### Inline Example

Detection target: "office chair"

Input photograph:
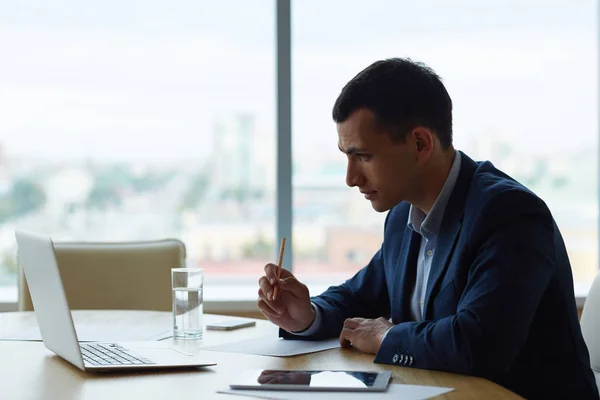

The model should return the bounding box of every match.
[18,239,186,312]
[580,271,600,391]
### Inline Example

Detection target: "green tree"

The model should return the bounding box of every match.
[86,185,121,210]
[1,251,18,275]
[85,165,131,210]
[9,179,46,218]
[180,171,210,210]
[131,171,175,193]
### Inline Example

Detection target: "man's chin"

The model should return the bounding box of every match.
[370,200,392,213]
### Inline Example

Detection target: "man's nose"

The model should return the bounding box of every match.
[346,161,364,187]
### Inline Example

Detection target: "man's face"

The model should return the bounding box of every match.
[337,109,420,212]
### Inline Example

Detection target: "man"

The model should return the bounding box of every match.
[257,58,599,399]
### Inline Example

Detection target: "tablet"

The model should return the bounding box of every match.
[229,369,392,392]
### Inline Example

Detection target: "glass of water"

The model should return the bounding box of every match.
[171,268,204,339]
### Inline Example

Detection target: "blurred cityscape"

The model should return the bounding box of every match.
[0,113,597,295]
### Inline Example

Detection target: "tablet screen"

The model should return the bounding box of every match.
[229,369,391,392]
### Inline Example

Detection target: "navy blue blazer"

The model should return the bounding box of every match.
[281,152,599,399]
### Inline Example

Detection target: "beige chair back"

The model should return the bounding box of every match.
[18,239,186,312]
[581,272,600,391]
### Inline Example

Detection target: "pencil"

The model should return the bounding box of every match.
[272,237,286,301]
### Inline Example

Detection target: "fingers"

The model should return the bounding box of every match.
[257,288,285,315]
[343,318,362,329]
[277,276,309,299]
[339,328,353,348]
[272,284,280,302]
[264,263,278,284]
[264,263,293,285]
[340,318,359,347]
[257,298,280,319]
[258,276,274,301]
[263,263,296,302]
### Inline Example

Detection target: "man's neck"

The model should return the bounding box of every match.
[414,149,456,215]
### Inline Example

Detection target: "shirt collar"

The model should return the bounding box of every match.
[407,151,462,239]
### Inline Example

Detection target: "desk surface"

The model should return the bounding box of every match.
[0,311,521,400]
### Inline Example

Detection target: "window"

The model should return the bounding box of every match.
[292,0,598,291]
[0,1,275,303]
[0,1,597,306]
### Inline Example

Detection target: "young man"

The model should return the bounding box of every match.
[257,58,599,399]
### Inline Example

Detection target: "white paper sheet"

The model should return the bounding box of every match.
[202,337,340,356]
[217,383,454,400]
[0,325,172,342]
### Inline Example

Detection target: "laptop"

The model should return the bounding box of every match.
[15,229,217,372]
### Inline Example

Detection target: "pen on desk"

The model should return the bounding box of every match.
[272,237,286,301]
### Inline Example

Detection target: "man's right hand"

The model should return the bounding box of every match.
[257,263,316,333]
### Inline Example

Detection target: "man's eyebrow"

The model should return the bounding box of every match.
[338,145,367,155]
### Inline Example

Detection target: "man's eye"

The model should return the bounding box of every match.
[356,154,371,161]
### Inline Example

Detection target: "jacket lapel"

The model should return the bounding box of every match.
[422,214,462,318]
[392,226,421,322]
[422,152,478,319]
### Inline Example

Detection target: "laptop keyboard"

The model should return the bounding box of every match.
[81,343,156,366]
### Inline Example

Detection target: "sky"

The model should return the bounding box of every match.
[0,0,597,162]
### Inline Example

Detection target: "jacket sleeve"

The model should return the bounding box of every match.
[280,213,393,341]
[375,190,555,378]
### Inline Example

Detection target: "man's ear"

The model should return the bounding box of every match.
[412,128,433,152]
[416,139,424,151]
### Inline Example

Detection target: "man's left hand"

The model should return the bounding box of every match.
[339,317,394,355]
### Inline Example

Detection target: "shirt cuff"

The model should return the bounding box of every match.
[381,326,393,342]
[289,302,323,336]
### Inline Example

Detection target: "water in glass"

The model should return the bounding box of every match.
[172,286,203,339]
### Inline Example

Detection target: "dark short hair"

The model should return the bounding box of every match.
[332,58,453,149]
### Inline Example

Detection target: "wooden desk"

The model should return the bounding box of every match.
[0,311,521,400]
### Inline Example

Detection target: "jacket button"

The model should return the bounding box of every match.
[392,354,399,364]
